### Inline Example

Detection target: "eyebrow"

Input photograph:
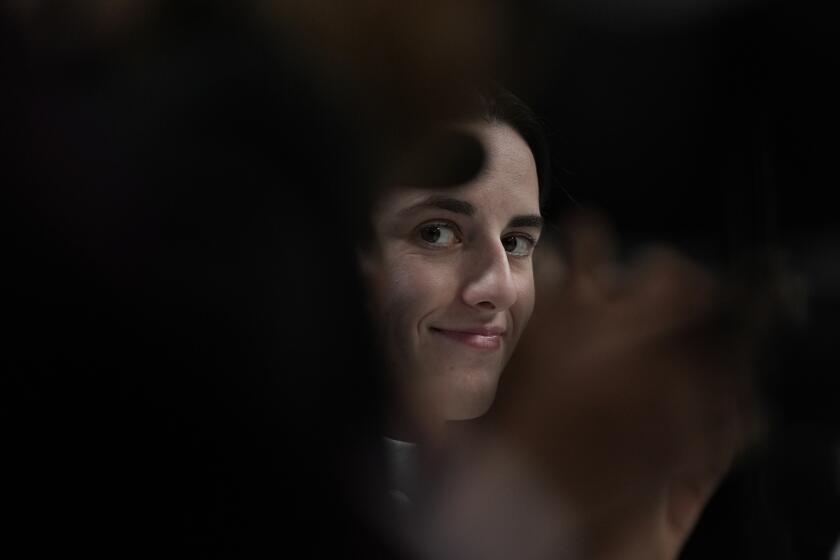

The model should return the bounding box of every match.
[398,195,476,218]
[397,195,543,230]
[508,215,544,230]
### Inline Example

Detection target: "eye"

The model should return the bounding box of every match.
[418,223,461,248]
[502,234,535,257]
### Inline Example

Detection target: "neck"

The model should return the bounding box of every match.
[384,403,444,445]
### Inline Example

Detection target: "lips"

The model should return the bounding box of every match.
[430,326,505,350]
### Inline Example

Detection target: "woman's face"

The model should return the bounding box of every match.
[361,122,542,423]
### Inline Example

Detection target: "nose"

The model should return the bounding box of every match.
[461,241,518,312]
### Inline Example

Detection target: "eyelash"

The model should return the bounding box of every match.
[503,233,538,257]
[414,221,538,256]
[415,221,462,248]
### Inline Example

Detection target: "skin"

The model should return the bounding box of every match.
[360,121,543,435]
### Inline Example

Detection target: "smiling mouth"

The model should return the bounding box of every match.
[430,327,504,350]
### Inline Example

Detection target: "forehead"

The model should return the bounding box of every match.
[376,121,540,217]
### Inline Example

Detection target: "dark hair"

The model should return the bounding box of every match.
[355,84,552,250]
[476,83,552,210]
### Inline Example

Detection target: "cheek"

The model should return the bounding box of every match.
[372,256,456,334]
[511,270,536,333]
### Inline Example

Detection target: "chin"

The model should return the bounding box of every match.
[442,377,500,420]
